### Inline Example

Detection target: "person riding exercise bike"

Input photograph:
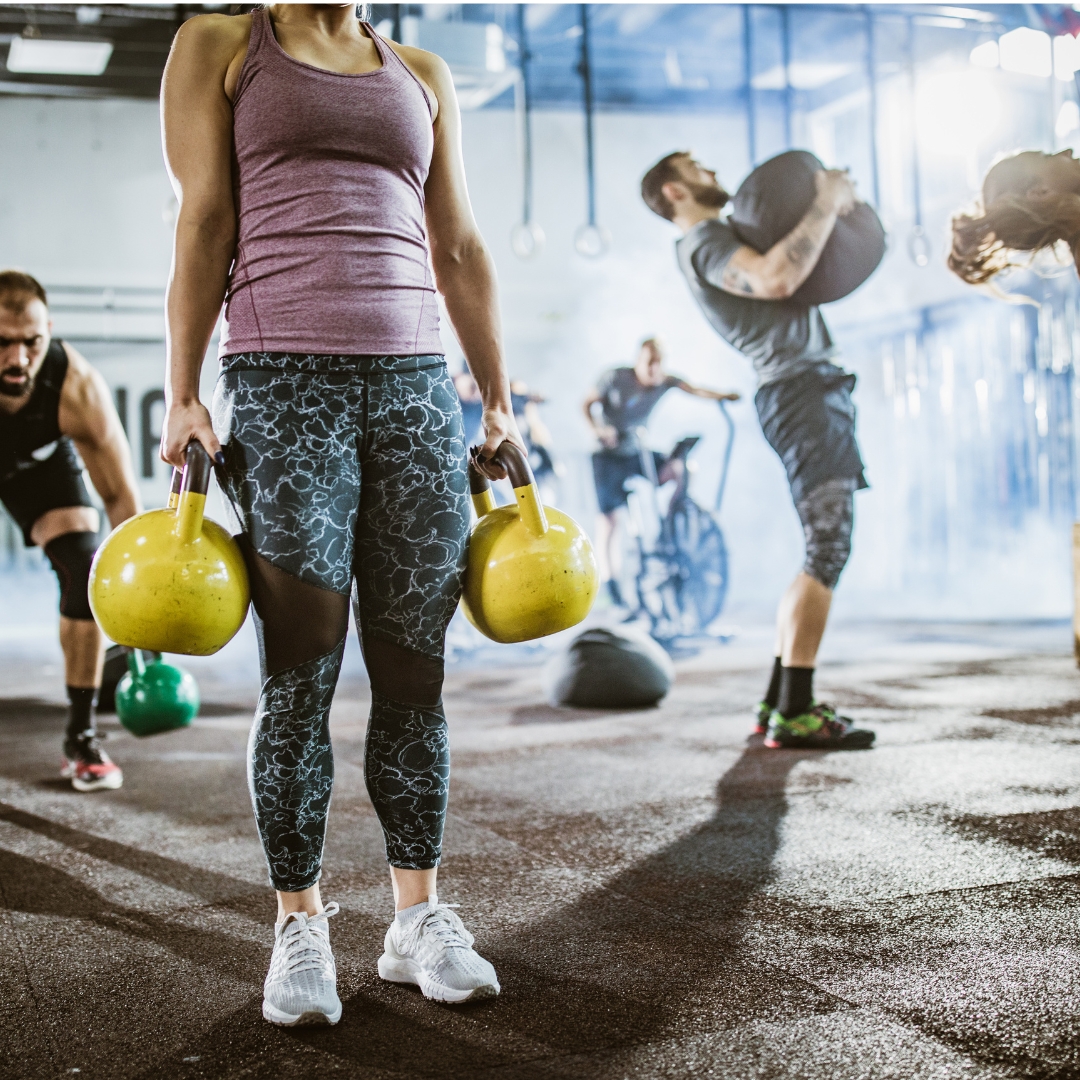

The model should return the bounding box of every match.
[618,398,735,641]
[583,337,738,608]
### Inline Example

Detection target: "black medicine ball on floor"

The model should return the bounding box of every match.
[542,626,674,709]
[729,150,886,306]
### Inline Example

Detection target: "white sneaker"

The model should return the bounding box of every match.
[378,894,500,1004]
[262,903,342,1026]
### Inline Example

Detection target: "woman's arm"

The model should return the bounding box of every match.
[400,46,524,481]
[159,15,249,468]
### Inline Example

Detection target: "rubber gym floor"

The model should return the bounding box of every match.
[2,598,1079,1079]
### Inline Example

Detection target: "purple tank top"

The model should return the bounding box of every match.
[220,10,442,357]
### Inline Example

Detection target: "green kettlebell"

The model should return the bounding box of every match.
[115,649,200,737]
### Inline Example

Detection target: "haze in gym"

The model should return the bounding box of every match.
[2,3,1080,1077]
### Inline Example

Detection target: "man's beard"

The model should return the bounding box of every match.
[0,369,32,399]
[689,181,730,210]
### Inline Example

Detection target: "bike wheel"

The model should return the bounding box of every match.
[665,500,729,634]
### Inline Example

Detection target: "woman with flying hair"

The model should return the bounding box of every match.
[950,149,1080,285]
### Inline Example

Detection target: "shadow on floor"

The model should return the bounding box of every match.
[125,744,845,1079]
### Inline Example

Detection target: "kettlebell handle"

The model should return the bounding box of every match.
[127,647,147,678]
[468,441,533,490]
[182,441,213,497]
[175,441,213,544]
[468,442,548,537]
[167,466,183,509]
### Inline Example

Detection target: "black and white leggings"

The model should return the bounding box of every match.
[213,353,469,892]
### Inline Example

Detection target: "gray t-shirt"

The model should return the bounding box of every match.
[596,367,679,455]
[675,218,837,386]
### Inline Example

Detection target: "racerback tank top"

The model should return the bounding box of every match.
[0,338,70,483]
[220,10,443,358]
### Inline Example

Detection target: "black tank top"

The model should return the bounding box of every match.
[0,338,69,483]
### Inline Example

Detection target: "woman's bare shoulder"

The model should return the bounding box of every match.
[166,13,252,101]
[171,12,252,65]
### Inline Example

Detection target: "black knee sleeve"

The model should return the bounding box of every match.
[796,480,855,591]
[44,532,98,620]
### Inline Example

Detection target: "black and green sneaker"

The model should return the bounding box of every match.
[753,700,772,734]
[764,702,875,750]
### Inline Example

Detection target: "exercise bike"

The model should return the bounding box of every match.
[618,401,735,643]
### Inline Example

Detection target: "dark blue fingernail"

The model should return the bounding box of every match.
[214,451,225,466]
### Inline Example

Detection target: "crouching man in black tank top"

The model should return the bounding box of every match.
[0,271,141,790]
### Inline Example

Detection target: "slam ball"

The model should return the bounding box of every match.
[729,149,885,306]
[543,625,674,709]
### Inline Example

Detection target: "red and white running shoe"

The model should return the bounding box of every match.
[61,731,123,792]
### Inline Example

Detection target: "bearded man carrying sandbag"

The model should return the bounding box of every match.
[641,151,874,750]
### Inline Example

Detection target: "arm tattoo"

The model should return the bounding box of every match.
[785,234,817,267]
[722,263,757,295]
[783,202,833,268]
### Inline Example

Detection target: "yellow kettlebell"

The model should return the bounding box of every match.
[89,442,250,656]
[462,443,597,643]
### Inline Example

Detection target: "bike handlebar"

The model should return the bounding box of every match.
[622,400,736,515]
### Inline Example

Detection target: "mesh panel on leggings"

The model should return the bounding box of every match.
[240,537,350,676]
[361,633,444,708]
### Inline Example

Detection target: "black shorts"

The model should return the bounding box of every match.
[0,438,93,546]
[754,362,868,505]
[592,449,666,514]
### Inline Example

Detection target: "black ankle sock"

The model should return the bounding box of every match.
[66,686,96,741]
[763,656,783,708]
[777,667,814,719]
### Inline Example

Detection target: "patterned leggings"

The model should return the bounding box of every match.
[212,353,470,891]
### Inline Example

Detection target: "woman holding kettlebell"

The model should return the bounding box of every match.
[160,3,523,1024]
[950,149,1080,285]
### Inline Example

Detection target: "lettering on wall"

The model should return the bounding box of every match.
[114,387,128,435]
[140,388,165,479]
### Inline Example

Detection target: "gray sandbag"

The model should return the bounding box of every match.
[542,625,674,708]
[729,149,885,306]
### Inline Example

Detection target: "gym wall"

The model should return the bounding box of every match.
[1,16,1078,620]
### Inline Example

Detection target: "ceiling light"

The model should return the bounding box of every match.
[998,27,1052,78]
[1057,100,1080,138]
[1054,33,1080,80]
[6,37,113,76]
[485,24,505,74]
[752,62,854,90]
[916,70,999,155]
[969,40,999,68]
